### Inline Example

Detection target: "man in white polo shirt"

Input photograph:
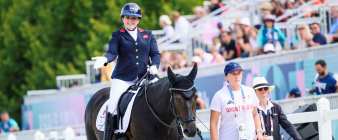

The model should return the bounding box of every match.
[210,62,263,140]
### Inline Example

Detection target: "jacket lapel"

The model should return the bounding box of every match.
[120,28,135,42]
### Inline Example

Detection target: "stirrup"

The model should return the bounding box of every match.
[103,113,118,140]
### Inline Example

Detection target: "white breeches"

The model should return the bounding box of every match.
[108,78,135,133]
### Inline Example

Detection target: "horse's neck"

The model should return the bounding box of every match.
[148,80,175,123]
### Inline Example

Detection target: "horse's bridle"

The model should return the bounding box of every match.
[169,86,196,124]
[143,77,204,140]
[144,81,196,128]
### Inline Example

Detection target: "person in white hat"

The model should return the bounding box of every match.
[252,76,302,140]
[256,14,286,54]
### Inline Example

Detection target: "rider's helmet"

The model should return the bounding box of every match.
[120,3,142,18]
[224,62,243,76]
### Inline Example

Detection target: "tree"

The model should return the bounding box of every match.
[0,0,203,123]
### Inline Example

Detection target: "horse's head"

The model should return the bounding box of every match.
[167,63,198,137]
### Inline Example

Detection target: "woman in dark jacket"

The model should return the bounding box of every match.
[252,76,302,140]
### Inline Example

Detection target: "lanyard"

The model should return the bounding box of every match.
[227,84,245,103]
[258,109,274,136]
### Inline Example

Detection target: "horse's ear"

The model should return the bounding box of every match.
[187,63,198,81]
[167,66,176,84]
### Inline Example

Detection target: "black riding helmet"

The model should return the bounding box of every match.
[120,3,142,18]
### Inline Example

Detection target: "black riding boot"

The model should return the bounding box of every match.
[103,113,118,140]
[115,133,128,140]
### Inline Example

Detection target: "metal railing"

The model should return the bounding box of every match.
[56,74,88,89]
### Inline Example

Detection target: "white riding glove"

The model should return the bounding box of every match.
[92,56,108,69]
[149,65,158,75]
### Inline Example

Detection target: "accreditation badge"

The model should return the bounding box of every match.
[238,123,249,140]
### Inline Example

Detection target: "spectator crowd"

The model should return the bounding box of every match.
[157,0,338,72]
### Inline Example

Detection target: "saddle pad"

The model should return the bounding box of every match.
[95,86,143,131]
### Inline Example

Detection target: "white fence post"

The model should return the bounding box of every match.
[317,97,332,140]
[63,127,75,140]
[49,131,58,140]
[34,131,45,140]
[7,134,16,140]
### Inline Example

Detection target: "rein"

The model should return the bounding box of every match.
[143,74,203,140]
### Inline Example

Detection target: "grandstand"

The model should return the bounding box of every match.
[1,0,338,139]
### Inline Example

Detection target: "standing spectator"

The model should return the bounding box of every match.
[159,15,175,40]
[210,62,264,140]
[309,22,327,45]
[252,77,302,140]
[0,111,19,133]
[219,31,237,60]
[288,87,302,99]
[257,15,286,54]
[171,11,191,43]
[310,59,338,95]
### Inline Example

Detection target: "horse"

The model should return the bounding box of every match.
[85,64,199,140]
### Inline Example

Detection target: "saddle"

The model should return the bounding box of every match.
[116,83,144,122]
[116,75,158,128]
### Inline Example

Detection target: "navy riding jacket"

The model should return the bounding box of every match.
[105,28,160,81]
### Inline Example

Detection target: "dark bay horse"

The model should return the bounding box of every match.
[85,64,199,140]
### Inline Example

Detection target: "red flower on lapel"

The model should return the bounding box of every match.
[143,34,149,39]
[119,28,126,32]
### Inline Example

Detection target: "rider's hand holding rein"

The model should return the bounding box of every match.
[149,65,158,75]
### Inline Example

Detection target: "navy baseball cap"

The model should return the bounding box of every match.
[224,62,243,75]
[289,88,301,97]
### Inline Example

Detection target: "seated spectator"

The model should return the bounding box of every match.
[259,1,274,19]
[248,26,259,55]
[329,6,338,43]
[293,24,317,49]
[172,52,188,69]
[309,59,338,95]
[159,15,175,40]
[235,29,252,58]
[160,51,172,72]
[0,111,19,133]
[271,0,285,17]
[219,31,237,60]
[288,87,302,99]
[208,0,225,13]
[257,15,286,54]
[192,6,207,22]
[171,11,191,43]
[193,48,213,65]
[309,22,327,45]
[209,46,225,64]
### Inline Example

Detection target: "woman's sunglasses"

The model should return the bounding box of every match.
[257,87,269,92]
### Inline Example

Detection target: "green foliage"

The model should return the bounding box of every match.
[0,0,203,124]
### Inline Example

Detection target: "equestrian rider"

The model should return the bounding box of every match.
[92,3,160,140]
